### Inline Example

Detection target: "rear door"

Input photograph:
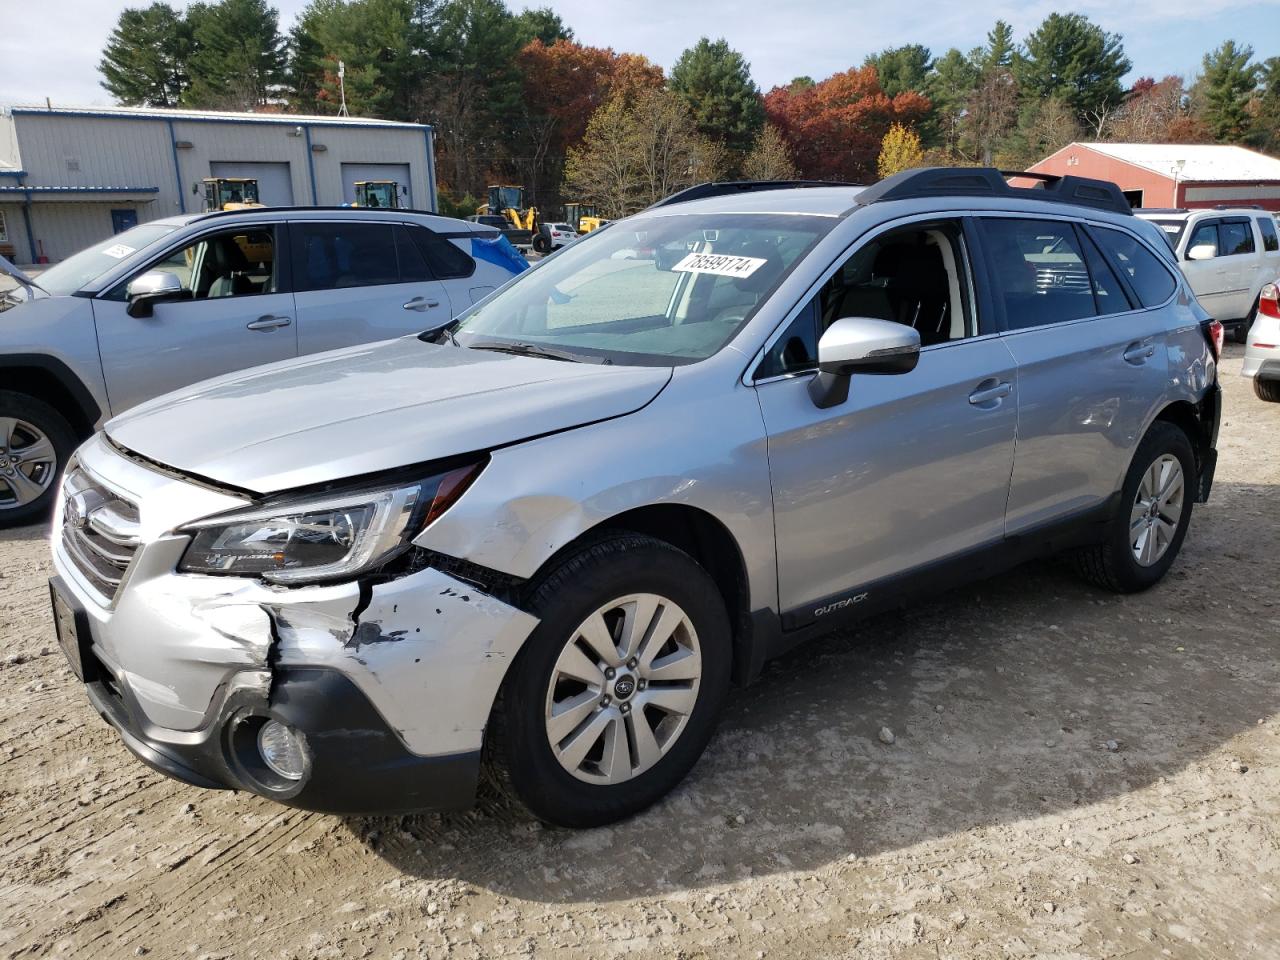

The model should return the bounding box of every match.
[1216,217,1257,319]
[984,216,1175,532]
[92,223,297,414]
[290,220,451,354]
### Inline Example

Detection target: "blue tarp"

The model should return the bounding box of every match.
[471,234,529,275]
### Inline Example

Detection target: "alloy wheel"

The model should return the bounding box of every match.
[1130,453,1184,567]
[544,593,702,785]
[0,417,57,509]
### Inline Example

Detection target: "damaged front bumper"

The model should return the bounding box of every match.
[51,436,539,814]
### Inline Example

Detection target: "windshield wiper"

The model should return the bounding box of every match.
[466,340,610,365]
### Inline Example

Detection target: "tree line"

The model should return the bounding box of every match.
[99,0,1280,216]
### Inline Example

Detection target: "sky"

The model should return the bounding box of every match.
[1,0,1278,107]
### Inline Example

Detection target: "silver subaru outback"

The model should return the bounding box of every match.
[49,169,1222,828]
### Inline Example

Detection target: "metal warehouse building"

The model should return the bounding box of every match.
[0,105,437,264]
[1030,142,1280,211]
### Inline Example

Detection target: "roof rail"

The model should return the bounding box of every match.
[650,179,861,209]
[855,167,1133,216]
[188,204,452,223]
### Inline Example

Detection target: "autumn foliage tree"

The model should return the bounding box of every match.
[565,90,724,217]
[742,123,797,180]
[877,123,925,178]
[763,66,931,181]
[514,39,662,201]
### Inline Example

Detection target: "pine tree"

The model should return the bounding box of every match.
[1014,13,1130,122]
[865,45,933,98]
[1197,41,1260,142]
[99,3,195,107]
[670,37,765,155]
[186,0,287,109]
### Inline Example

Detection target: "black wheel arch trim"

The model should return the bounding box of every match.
[0,353,104,434]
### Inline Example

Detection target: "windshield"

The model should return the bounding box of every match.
[35,223,179,295]
[452,213,834,365]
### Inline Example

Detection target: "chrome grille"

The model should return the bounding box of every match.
[60,465,140,602]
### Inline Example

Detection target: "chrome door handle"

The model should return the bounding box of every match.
[246,314,292,331]
[403,297,440,312]
[1123,341,1155,363]
[968,380,1012,406]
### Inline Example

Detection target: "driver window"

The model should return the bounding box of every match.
[757,219,975,379]
[145,227,278,301]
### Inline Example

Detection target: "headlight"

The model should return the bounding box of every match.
[178,462,483,584]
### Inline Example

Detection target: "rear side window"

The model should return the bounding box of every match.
[1091,227,1177,308]
[980,218,1096,328]
[294,222,399,291]
[409,227,475,280]
[1219,220,1254,256]
[1256,216,1278,253]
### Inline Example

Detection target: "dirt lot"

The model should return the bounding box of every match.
[2,346,1278,960]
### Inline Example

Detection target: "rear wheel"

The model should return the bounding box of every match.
[0,391,75,529]
[1235,299,1258,343]
[487,534,732,827]
[1074,421,1195,593]
[1255,378,1280,403]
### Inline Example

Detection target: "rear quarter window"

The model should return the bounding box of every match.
[1091,227,1177,308]
[410,227,475,280]
[1258,217,1279,253]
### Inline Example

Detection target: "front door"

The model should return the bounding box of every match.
[980,216,1173,532]
[756,217,1018,624]
[290,220,451,354]
[92,223,297,414]
[110,209,138,234]
[1181,218,1232,319]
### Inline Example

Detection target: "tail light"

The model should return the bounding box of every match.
[1206,319,1224,360]
[1259,282,1280,320]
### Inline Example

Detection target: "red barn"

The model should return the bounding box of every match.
[1030,142,1280,211]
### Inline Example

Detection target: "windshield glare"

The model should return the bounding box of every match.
[34,223,179,296]
[453,213,833,365]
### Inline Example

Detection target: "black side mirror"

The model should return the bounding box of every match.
[125,271,183,318]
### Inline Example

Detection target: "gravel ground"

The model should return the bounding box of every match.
[1,346,1278,960]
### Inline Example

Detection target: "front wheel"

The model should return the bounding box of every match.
[487,534,732,827]
[532,235,551,255]
[1073,421,1195,593]
[0,391,76,529]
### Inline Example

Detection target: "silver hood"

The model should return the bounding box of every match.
[106,338,671,493]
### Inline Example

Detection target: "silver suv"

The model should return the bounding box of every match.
[0,208,526,527]
[48,170,1222,827]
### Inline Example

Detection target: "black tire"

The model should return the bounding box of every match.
[0,391,76,529]
[1073,421,1195,594]
[532,234,551,255]
[486,533,732,828]
[1255,378,1280,403]
[1235,298,1257,344]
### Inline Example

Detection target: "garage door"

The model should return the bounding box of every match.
[341,163,412,208]
[209,162,294,207]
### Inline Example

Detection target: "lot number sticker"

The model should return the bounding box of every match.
[672,252,766,279]
[102,244,136,259]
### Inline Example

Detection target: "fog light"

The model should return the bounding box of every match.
[257,720,307,780]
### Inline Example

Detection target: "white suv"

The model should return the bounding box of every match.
[1137,207,1280,341]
